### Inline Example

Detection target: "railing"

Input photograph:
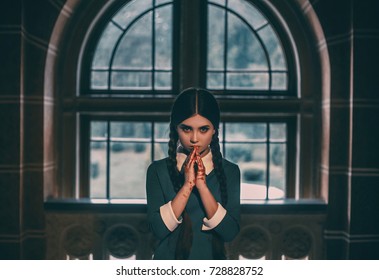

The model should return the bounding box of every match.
[45,200,326,260]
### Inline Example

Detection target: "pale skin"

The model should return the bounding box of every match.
[171,114,219,220]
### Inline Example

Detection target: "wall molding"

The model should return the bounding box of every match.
[324,230,379,243]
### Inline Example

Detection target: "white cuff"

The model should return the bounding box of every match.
[160,201,182,231]
[202,203,227,231]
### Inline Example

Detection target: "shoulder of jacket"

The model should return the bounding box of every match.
[222,158,239,169]
[148,157,169,171]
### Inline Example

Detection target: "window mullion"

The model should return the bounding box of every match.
[151,121,155,162]
[152,0,156,90]
[222,122,226,156]
[179,0,206,89]
[106,121,111,199]
[223,0,228,89]
[266,122,270,200]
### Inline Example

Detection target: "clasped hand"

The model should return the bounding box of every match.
[183,146,207,189]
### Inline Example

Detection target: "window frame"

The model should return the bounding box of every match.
[56,0,320,202]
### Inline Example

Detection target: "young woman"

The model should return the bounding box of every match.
[146,87,240,260]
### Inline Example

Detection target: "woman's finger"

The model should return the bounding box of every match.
[196,155,205,174]
[184,147,195,167]
[184,149,197,173]
[189,147,197,163]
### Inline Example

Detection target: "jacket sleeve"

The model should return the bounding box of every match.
[211,163,241,242]
[146,162,174,240]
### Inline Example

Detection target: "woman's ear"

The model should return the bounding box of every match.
[213,129,216,135]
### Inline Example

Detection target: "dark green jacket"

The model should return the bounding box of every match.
[146,157,240,259]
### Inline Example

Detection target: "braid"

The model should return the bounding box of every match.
[167,126,180,192]
[209,130,228,259]
[210,130,228,206]
[167,124,193,260]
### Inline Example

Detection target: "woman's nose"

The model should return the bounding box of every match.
[190,132,198,144]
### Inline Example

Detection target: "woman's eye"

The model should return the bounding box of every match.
[181,127,191,132]
[200,127,209,133]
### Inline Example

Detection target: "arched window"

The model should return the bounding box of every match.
[89,0,174,91]
[207,0,289,92]
[69,0,314,203]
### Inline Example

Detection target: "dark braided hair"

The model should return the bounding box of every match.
[168,87,228,259]
[210,129,228,259]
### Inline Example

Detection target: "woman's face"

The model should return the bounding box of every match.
[177,114,215,156]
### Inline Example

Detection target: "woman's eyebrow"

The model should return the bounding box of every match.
[179,124,191,128]
[179,124,210,129]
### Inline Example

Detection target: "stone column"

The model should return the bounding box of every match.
[0,0,24,260]
[347,0,379,259]
[319,0,379,259]
[0,0,62,259]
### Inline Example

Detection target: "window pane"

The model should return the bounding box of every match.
[208,5,225,70]
[227,13,267,71]
[207,72,224,89]
[226,72,269,90]
[92,23,123,68]
[226,143,267,200]
[269,143,286,199]
[271,73,287,90]
[228,0,267,30]
[154,122,169,140]
[91,121,108,139]
[112,0,152,30]
[225,143,266,168]
[110,142,150,199]
[111,71,152,89]
[155,5,172,69]
[269,123,287,199]
[225,123,266,141]
[258,25,287,71]
[270,123,287,141]
[154,122,169,160]
[90,141,107,198]
[154,72,171,89]
[113,12,152,69]
[91,71,108,90]
[154,143,167,160]
[218,124,224,142]
[110,122,151,139]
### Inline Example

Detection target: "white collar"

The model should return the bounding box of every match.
[176,150,214,175]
